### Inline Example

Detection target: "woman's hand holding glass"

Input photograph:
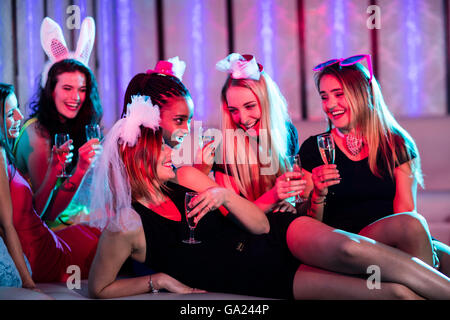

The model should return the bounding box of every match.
[53,134,73,178]
[311,164,340,198]
[272,171,306,202]
[186,187,228,224]
[76,139,103,173]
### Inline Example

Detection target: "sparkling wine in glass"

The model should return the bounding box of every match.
[85,124,101,141]
[317,133,335,165]
[286,155,304,203]
[182,192,201,244]
[54,133,71,178]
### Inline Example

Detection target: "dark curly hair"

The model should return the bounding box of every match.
[29,59,102,169]
[121,72,190,117]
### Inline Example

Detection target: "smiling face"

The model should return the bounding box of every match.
[156,143,175,181]
[52,71,87,121]
[3,93,24,139]
[160,96,194,147]
[225,86,262,136]
[319,74,354,133]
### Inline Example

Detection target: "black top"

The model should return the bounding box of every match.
[300,133,412,233]
[132,181,300,299]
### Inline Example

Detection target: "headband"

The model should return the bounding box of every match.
[40,16,96,87]
[146,56,186,81]
[216,53,263,80]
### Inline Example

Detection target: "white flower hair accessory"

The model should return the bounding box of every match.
[216,53,263,80]
[40,16,96,87]
[120,95,161,147]
[146,56,186,81]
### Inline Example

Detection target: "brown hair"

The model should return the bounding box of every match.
[119,126,167,202]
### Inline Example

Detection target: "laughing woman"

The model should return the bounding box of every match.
[299,54,449,275]
[0,83,100,285]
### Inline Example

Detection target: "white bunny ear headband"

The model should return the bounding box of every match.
[216,53,263,80]
[40,16,96,87]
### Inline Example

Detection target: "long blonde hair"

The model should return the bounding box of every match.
[219,72,294,200]
[315,63,424,187]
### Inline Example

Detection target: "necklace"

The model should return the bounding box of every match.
[334,128,363,156]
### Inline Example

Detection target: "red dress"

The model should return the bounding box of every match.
[9,167,100,282]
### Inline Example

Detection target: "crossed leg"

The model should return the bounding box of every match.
[286,216,450,299]
[293,265,423,300]
[358,212,434,266]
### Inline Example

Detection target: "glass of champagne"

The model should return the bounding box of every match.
[54,133,71,178]
[317,133,335,165]
[201,127,214,147]
[182,192,201,244]
[286,155,303,203]
[85,124,101,141]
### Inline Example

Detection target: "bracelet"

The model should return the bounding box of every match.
[149,275,159,293]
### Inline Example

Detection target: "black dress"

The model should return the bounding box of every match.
[132,181,300,299]
[300,133,412,234]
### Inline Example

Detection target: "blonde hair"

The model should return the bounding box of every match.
[219,72,294,200]
[315,63,424,187]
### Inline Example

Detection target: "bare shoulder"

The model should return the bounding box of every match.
[15,121,51,174]
[176,166,218,191]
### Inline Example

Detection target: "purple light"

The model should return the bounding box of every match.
[332,0,345,57]
[260,0,274,78]
[117,0,132,114]
[405,0,421,115]
[191,0,205,118]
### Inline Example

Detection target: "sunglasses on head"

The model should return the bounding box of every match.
[313,54,373,82]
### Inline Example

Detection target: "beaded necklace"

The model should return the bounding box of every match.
[334,128,364,156]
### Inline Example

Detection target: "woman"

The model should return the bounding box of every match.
[13,59,102,228]
[120,56,193,149]
[0,83,100,285]
[299,54,447,273]
[14,17,102,228]
[86,92,450,299]
[193,53,302,214]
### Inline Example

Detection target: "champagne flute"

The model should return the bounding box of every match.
[182,192,202,244]
[54,133,71,178]
[317,133,337,195]
[317,133,335,165]
[286,155,303,203]
[201,127,214,147]
[85,124,101,141]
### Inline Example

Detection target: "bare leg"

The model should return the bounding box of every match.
[358,212,434,266]
[293,265,423,300]
[286,216,450,299]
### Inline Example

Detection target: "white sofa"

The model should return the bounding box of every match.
[294,116,450,245]
[0,280,269,300]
